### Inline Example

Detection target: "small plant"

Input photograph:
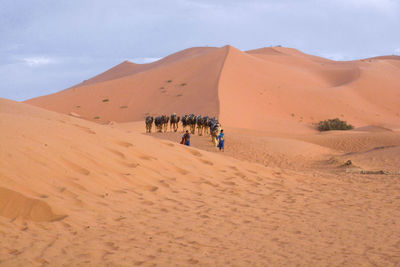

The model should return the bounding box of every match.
[317,118,353,131]
[180,83,187,86]
[176,94,183,97]
[76,105,81,108]
[102,99,109,102]
[167,80,172,83]
[93,116,100,120]
[120,106,128,109]
[291,113,295,117]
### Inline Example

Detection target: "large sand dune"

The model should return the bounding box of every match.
[2,99,400,265]
[26,45,400,132]
[4,45,400,265]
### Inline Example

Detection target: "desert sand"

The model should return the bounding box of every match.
[26,45,400,132]
[2,45,400,266]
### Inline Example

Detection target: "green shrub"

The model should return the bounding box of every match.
[317,118,353,131]
[167,80,172,83]
[102,99,109,102]
[93,116,100,120]
[180,83,187,86]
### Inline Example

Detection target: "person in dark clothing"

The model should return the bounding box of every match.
[181,130,191,146]
[217,129,224,151]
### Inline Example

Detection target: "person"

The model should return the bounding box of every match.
[181,130,191,146]
[217,129,224,151]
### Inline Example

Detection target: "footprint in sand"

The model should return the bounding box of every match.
[115,140,133,147]
[163,142,175,147]
[175,166,190,175]
[188,259,199,264]
[120,161,140,168]
[158,180,170,188]
[222,181,237,186]
[106,148,126,158]
[62,158,90,175]
[73,124,96,134]
[198,158,214,165]
[234,172,246,179]
[229,165,239,171]
[141,185,158,192]
[137,152,157,161]
[187,149,202,157]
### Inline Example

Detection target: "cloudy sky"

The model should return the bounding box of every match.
[1,0,399,101]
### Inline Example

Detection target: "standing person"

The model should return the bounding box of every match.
[217,129,224,151]
[181,130,191,146]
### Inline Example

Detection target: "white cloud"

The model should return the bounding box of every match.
[395,48,400,54]
[23,56,55,66]
[335,0,398,12]
[130,57,161,64]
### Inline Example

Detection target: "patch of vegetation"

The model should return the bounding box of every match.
[317,118,353,131]
[180,83,187,86]
[120,106,128,109]
[167,80,172,83]
[176,94,183,97]
[93,116,100,120]
[291,113,295,117]
[102,99,109,102]
[76,105,81,108]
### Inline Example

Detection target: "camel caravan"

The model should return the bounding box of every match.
[145,113,222,146]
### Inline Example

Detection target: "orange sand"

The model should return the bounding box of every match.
[1,98,400,265]
[26,45,400,132]
[2,45,400,265]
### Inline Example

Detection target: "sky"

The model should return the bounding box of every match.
[1,0,399,101]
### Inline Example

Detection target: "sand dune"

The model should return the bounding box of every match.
[2,98,400,265]
[76,47,218,88]
[25,45,400,133]
[26,46,227,123]
[5,44,400,265]
[219,46,400,131]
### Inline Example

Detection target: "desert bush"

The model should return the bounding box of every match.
[317,118,353,131]
[102,99,109,102]
[93,116,100,120]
